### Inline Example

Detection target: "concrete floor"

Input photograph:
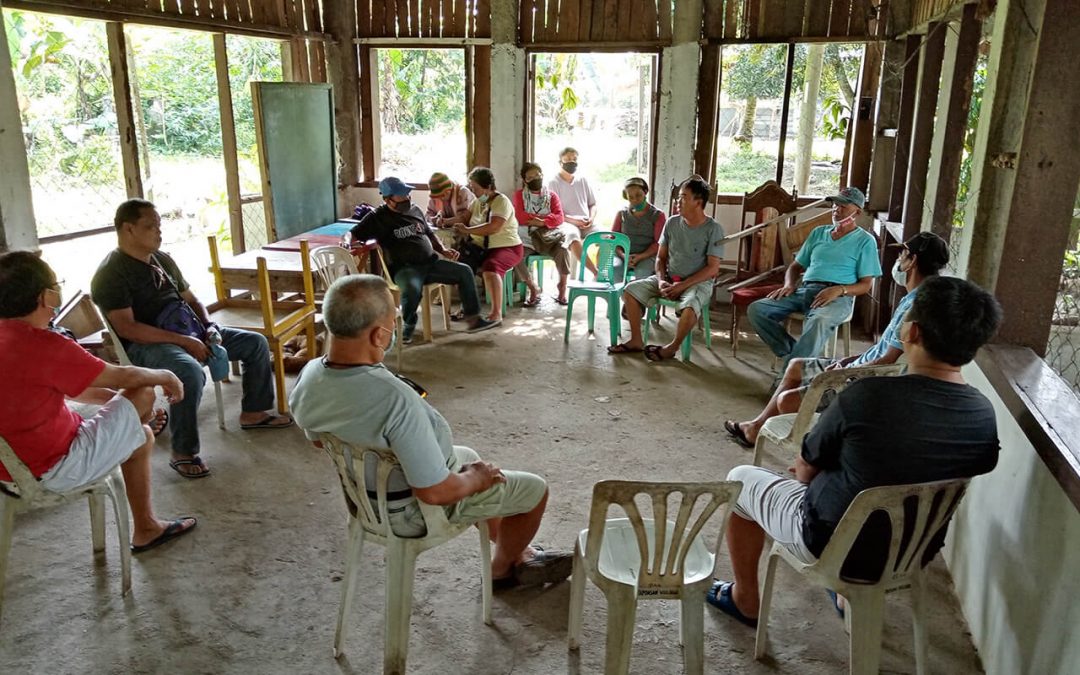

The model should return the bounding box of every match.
[0,300,985,674]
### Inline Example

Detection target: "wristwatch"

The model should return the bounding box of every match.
[840,286,847,296]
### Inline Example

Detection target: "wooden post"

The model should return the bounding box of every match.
[774,43,796,186]
[888,35,919,222]
[992,0,1080,354]
[867,38,904,212]
[324,0,362,187]
[106,23,143,199]
[473,45,492,168]
[901,22,945,239]
[693,43,722,182]
[928,4,981,242]
[845,41,883,195]
[358,46,377,181]
[214,34,244,254]
[465,46,475,169]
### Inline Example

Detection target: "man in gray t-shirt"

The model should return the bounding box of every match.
[609,177,724,362]
[290,274,573,589]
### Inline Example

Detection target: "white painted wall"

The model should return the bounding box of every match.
[0,0,38,251]
[946,363,1080,675]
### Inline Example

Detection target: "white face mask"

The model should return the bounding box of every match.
[891,258,908,286]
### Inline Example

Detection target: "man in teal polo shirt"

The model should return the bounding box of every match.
[747,187,881,369]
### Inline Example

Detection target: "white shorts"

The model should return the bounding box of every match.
[727,465,817,564]
[40,396,146,492]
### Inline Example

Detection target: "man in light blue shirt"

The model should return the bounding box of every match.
[747,187,881,370]
[726,232,949,448]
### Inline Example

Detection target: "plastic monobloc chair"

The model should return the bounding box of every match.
[643,296,713,363]
[0,435,132,625]
[319,433,493,673]
[752,364,905,466]
[517,254,555,300]
[568,479,743,675]
[563,232,631,347]
[755,478,971,675]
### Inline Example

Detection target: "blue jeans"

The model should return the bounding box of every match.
[127,327,274,457]
[747,283,855,369]
[392,259,481,329]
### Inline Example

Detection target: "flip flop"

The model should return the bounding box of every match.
[523,297,542,308]
[555,297,569,306]
[607,343,644,355]
[131,516,197,554]
[643,344,669,362]
[151,409,169,437]
[706,580,758,628]
[724,420,755,449]
[449,310,468,322]
[169,457,211,479]
[240,415,294,430]
[826,589,845,619]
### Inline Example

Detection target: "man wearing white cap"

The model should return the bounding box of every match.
[747,186,881,370]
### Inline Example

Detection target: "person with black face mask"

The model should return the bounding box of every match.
[548,147,599,279]
[350,177,498,343]
[511,162,573,305]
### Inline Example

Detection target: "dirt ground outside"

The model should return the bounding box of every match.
[0,299,984,674]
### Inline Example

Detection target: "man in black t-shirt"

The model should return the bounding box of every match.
[706,276,1003,629]
[351,177,496,343]
[92,200,293,479]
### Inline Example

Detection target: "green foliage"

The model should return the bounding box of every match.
[714,148,778,193]
[819,92,850,141]
[724,44,805,101]
[378,48,465,135]
[954,55,988,230]
[534,53,581,133]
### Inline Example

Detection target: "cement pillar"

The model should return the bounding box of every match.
[0,0,38,252]
[957,0,1047,285]
[654,0,703,204]
[489,0,524,190]
[992,0,1080,353]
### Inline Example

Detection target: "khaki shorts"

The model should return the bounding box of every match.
[624,275,713,318]
[389,446,547,538]
[40,396,146,492]
[727,465,816,564]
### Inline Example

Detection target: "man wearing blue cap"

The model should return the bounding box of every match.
[747,186,881,370]
[350,177,497,343]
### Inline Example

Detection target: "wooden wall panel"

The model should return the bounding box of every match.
[522,0,671,44]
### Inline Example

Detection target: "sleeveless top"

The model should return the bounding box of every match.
[619,204,662,255]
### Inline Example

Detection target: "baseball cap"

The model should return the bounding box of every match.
[378,177,414,198]
[825,186,866,209]
[624,176,649,193]
[890,231,950,267]
[428,172,453,197]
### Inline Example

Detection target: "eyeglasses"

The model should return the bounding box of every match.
[48,279,64,292]
[150,264,167,290]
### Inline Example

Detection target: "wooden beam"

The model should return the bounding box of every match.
[106,23,144,199]
[693,43,722,181]
[927,4,980,241]
[845,41,883,194]
[901,22,945,238]
[775,43,796,186]
[473,45,492,168]
[358,46,377,181]
[993,0,1080,354]
[888,34,919,221]
[214,33,245,253]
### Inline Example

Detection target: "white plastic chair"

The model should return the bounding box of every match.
[371,247,452,346]
[752,364,906,466]
[102,317,226,431]
[771,306,855,370]
[567,480,743,675]
[319,433,492,672]
[755,478,970,675]
[0,435,132,624]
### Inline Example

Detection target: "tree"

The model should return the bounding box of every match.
[724,44,804,146]
[378,48,465,135]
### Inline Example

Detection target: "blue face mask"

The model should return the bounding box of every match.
[478,194,489,204]
[381,325,396,354]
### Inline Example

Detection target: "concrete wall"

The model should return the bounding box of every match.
[0,0,38,251]
[947,363,1080,675]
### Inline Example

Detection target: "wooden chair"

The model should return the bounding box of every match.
[755,478,971,675]
[568,480,743,675]
[752,364,906,467]
[207,235,318,415]
[727,181,798,356]
[0,435,132,625]
[318,434,492,670]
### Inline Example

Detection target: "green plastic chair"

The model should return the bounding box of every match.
[483,268,515,316]
[643,294,713,363]
[517,254,554,301]
[563,232,631,346]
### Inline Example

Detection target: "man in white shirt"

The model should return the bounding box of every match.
[547,146,598,278]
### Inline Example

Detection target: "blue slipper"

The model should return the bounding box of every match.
[706,580,758,628]
[826,589,845,619]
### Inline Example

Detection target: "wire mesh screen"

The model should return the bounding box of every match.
[1046,246,1080,398]
[241,197,269,250]
[5,11,128,237]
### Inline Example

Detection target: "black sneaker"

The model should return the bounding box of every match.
[402,324,416,344]
[466,317,500,333]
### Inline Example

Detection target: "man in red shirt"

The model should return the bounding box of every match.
[0,251,196,553]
